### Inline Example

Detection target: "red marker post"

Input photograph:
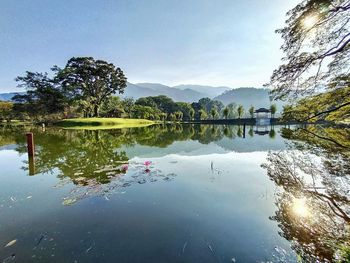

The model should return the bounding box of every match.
[26,133,35,175]
[26,133,35,156]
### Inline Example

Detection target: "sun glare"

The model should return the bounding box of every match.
[302,15,319,29]
[292,198,310,218]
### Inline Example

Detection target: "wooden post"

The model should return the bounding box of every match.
[26,133,35,175]
[28,155,35,176]
[26,133,34,156]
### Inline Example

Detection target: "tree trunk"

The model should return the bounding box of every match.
[93,105,99,117]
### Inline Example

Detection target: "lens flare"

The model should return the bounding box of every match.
[302,15,319,29]
[292,198,309,218]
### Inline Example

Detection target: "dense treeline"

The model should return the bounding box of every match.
[0,56,255,123]
[0,93,251,122]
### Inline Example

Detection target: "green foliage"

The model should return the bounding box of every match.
[57,57,127,117]
[267,0,350,100]
[136,95,177,115]
[198,109,207,120]
[249,106,255,118]
[57,117,153,129]
[135,95,195,121]
[227,103,238,118]
[248,126,254,137]
[131,105,162,120]
[13,71,67,120]
[169,113,176,121]
[175,102,194,121]
[0,101,14,121]
[237,105,244,119]
[270,104,277,118]
[189,108,195,120]
[122,97,135,118]
[336,244,350,263]
[210,108,218,119]
[135,97,158,109]
[174,111,183,121]
[269,128,276,139]
[199,97,224,113]
[223,107,229,119]
[9,56,270,122]
[100,96,124,118]
[281,84,350,123]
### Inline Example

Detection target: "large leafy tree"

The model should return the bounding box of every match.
[13,71,67,119]
[198,97,224,113]
[58,57,127,117]
[267,0,350,101]
[135,95,178,117]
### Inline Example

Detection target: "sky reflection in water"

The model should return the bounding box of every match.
[0,124,348,262]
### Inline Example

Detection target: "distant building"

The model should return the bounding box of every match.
[255,108,271,125]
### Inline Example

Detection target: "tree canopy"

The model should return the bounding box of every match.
[57,57,127,117]
[13,71,67,120]
[267,0,350,100]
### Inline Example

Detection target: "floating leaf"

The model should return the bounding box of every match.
[62,198,77,206]
[4,239,17,248]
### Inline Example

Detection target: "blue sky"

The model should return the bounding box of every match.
[0,0,299,92]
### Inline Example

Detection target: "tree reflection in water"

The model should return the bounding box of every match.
[263,126,350,262]
[1,124,250,205]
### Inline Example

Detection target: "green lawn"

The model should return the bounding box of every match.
[56,118,154,129]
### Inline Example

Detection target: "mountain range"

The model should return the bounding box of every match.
[0,83,284,111]
[213,87,285,110]
[122,82,228,102]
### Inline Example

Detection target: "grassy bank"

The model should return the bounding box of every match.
[56,118,154,129]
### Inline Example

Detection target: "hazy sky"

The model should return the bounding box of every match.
[0,0,299,92]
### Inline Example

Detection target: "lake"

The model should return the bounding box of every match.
[0,124,349,262]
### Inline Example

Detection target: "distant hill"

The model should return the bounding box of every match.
[0,86,285,112]
[214,87,286,112]
[121,83,210,102]
[0,92,24,101]
[172,84,229,98]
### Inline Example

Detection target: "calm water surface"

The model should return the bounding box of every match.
[0,124,349,262]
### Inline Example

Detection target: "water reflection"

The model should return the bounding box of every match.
[1,124,349,262]
[0,123,280,176]
[263,125,350,262]
[0,124,279,205]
